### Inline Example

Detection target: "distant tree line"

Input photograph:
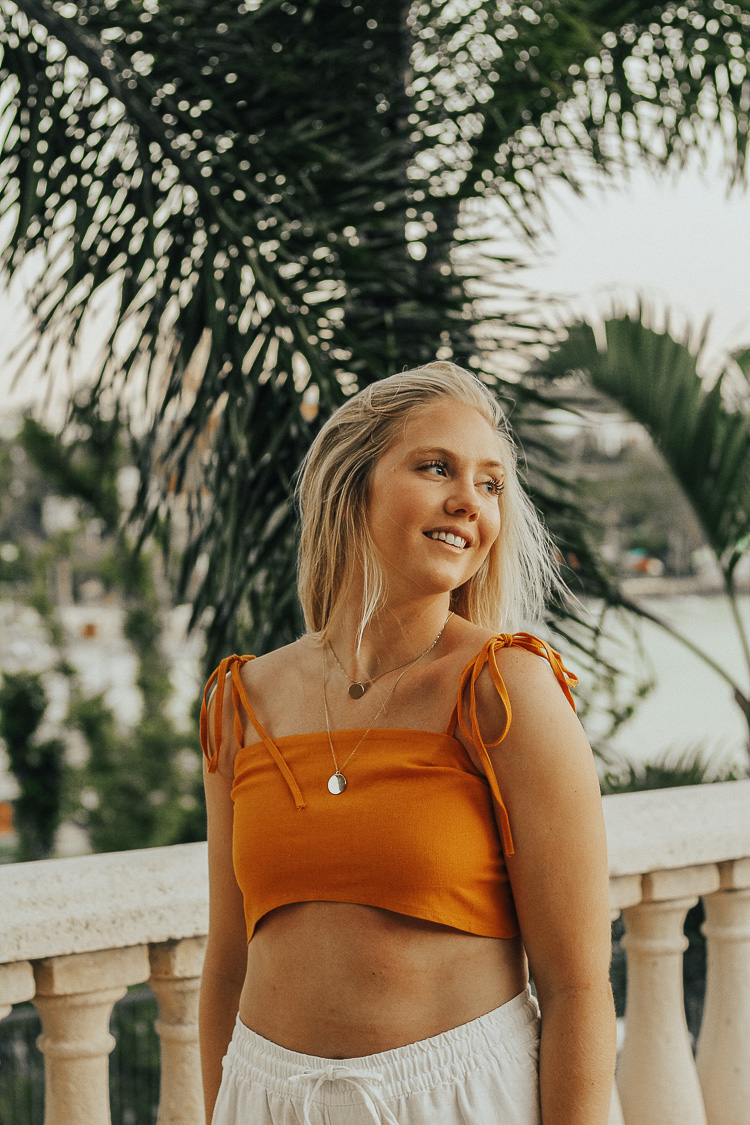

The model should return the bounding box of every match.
[0,409,204,860]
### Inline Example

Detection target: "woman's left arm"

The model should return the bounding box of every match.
[483,647,616,1125]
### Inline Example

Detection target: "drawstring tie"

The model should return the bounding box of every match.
[288,1064,399,1125]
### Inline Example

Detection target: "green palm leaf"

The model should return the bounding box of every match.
[1,0,748,666]
[538,309,750,740]
[540,313,750,567]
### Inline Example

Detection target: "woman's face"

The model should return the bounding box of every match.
[366,399,505,602]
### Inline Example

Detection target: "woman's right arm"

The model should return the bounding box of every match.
[199,683,249,1124]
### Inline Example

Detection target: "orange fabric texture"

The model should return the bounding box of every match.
[200,633,577,942]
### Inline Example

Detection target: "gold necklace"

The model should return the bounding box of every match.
[327,611,453,699]
[322,611,453,794]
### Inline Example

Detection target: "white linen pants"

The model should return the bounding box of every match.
[211,985,541,1125]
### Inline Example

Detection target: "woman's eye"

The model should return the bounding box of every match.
[420,459,448,476]
[484,478,505,496]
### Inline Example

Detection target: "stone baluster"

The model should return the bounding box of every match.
[33,945,150,1125]
[617,863,719,1125]
[696,857,750,1125]
[0,961,35,1020]
[149,936,208,1125]
[608,874,641,1125]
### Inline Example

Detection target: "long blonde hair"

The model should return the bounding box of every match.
[296,362,560,639]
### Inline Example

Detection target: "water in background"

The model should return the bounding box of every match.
[584,593,750,776]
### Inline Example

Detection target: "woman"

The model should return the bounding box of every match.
[199,361,615,1125]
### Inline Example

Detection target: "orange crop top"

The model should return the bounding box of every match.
[200,632,577,943]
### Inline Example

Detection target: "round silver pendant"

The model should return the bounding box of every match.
[327,772,347,795]
[348,682,366,699]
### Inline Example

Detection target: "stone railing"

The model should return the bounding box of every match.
[0,842,208,1125]
[1,779,749,1125]
[604,779,750,1125]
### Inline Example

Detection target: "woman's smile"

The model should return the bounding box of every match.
[424,529,472,550]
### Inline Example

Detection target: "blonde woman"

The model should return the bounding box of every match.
[199,362,615,1125]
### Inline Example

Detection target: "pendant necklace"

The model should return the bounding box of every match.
[322,611,453,794]
[328,612,453,699]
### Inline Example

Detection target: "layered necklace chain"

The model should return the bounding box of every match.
[322,611,453,795]
[327,613,452,699]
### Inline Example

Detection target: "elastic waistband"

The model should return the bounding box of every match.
[224,985,540,1102]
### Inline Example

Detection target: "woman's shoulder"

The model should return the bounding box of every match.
[484,637,568,703]
[207,635,319,685]
[202,636,322,772]
[235,634,321,688]
[449,621,569,677]
[454,625,577,745]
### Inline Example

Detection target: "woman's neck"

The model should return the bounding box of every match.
[325,597,453,681]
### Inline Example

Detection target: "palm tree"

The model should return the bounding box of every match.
[537,309,750,755]
[1,0,748,665]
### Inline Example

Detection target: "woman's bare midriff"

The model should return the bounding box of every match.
[238,901,527,1057]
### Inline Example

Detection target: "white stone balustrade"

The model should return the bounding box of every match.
[0,781,748,1124]
[34,946,150,1125]
[0,960,35,1021]
[0,843,208,1125]
[604,780,750,1125]
[150,937,208,1125]
[696,858,750,1125]
[617,866,717,1125]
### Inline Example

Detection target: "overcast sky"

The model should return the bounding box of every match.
[499,143,750,373]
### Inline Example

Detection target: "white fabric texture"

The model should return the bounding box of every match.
[211,985,541,1125]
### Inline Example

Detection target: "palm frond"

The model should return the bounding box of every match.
[537,308,750,573]
[412,0,750,223]
[1,0,747,667]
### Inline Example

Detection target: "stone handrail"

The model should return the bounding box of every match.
[1,841,209,963]
[1,779,749,1125]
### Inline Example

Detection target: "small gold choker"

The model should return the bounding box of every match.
[327,612,453,700]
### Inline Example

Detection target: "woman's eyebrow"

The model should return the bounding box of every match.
[412,446,503,470]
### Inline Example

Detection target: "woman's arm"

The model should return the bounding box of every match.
[199,685,249,1124]
[482,648,616,1125]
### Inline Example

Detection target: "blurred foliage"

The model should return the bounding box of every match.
[1,408,204,854]
[0,671,64,860]
[540,313,750,583]
[65,604,204,852]
[566,436,705,571]
[537,310,750,758]
[0,1003,42,1125]
[19,413,121,532]
[1,0,748,672]
[108,987,160,1125]
[601,745,739,792]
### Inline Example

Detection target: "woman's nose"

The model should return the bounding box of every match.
[445,480,480,519]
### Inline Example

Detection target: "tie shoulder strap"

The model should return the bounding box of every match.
[452,632,578,856]
[199,654,306,809]
[199,654,257,773]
